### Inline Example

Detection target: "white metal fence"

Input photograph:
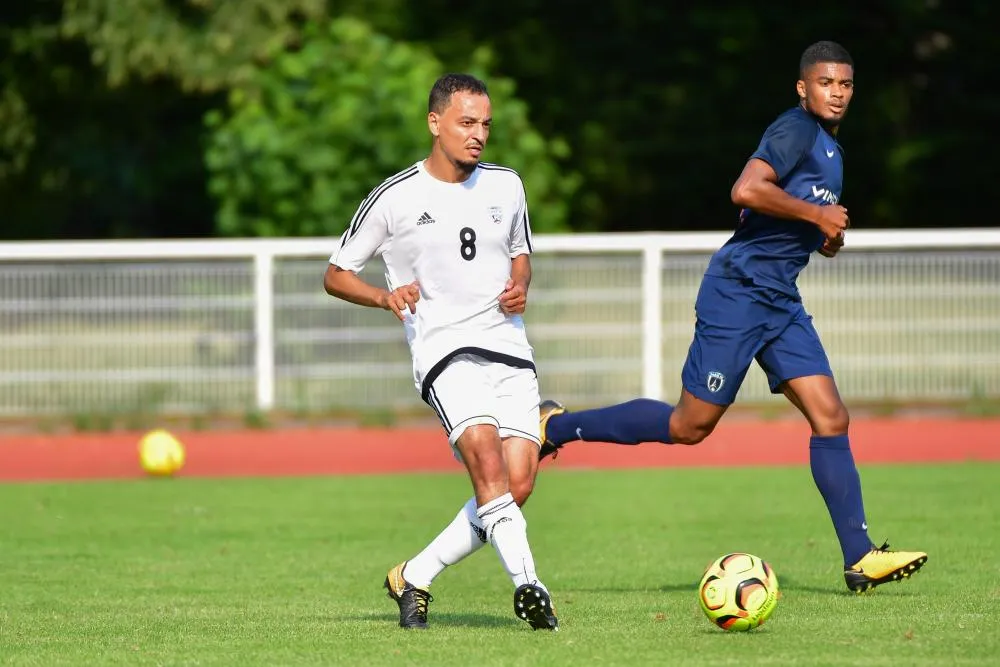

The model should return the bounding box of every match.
[1,230,998,418]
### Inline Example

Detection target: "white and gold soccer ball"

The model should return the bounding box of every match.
[138,429,186,477]
[698,552,779,631]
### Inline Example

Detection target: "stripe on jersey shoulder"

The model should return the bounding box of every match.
[477,162,520,176]
[345,165,419,241]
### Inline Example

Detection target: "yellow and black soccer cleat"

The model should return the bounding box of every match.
[538,399,567,461]
[383,561,433,629]
[844,542,928,593]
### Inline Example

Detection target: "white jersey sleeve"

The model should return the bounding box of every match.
[508,179,533,258]
[329,184,393,273]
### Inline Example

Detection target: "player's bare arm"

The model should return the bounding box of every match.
[731,159,849,240]
[499,253,531,315]
[323,264,419,321]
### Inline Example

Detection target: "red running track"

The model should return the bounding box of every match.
[1,418,997,482]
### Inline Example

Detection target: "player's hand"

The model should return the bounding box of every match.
[815,204,850,240]
[380,281,420,321]
[819,231,845,258]
[499,278,527,315]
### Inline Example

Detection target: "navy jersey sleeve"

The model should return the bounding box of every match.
[750,113,817,182]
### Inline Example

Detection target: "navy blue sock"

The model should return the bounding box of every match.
[809,435,875,567]
[546,398,674,446]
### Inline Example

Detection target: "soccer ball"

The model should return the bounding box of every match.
[698,552,779,631]
[138,429,186,477]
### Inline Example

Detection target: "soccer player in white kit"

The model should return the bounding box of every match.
[323,74,557,631]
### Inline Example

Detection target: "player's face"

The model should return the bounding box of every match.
[797,62,854,127]
[428,91,492,172]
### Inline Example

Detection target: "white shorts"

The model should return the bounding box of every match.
[423,354,541,453]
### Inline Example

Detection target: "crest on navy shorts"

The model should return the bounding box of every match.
[488,206,503,223]
[707,371,725,393]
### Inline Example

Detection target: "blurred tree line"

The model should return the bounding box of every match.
[0,0,995,240]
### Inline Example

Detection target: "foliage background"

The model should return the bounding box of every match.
[1,1,995,239]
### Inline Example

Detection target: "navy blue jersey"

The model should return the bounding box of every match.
[705,106,844,298]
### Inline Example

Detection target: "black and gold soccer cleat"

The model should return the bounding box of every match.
[514,583,559,631]
[538,399,567,461]
[384,561,434,629]
[844,542,928,593]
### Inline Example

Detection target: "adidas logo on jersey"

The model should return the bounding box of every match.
[416,212,436,225]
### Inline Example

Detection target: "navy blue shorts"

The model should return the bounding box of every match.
[680,275,833,406]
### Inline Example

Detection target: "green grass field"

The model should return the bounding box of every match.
[1,463,997,666]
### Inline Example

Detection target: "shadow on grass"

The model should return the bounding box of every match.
[695,627,776,635]
[348,611,510,629]
[770,574,924,597]
[564,582,701,594]
[565,576,891,596]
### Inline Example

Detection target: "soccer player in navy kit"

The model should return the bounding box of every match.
[537,41,928,592]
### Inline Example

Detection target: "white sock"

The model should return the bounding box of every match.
[476,492,543,590]
[402,497,487,589]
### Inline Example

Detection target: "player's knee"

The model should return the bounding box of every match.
[670,418,715,445]
[813,404,850,436]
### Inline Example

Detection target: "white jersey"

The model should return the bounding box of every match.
[330,159,535,398]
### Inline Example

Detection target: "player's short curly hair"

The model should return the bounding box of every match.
[799,41,854,78]
[428,73,489,114]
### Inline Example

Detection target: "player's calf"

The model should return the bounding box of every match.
[507,466,535,507]
[503,435,540,506]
